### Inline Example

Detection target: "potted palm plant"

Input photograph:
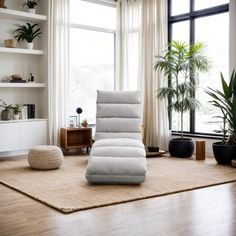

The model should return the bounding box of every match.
[0,99,12,120]
[23,0,39,14]
[205,70,236,165]
[154,40,210,158]
[14,23,42,50]
[11,104,22,120]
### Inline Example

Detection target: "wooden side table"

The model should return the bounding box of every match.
[196,140,205,160]
[60,127,92,153]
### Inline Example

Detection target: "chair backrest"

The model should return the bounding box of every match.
[95,90,142,140]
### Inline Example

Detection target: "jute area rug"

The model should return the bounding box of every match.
[0,155,236,214]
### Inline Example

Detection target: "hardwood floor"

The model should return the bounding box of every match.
[1,182,236,236]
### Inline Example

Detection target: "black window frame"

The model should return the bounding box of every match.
[168,0,229,138]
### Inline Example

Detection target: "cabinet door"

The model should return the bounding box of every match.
[20,121,47,150]
[0,123,20,152]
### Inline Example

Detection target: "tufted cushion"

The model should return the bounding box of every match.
[86,156,147,184]
[97,103,141,118]
[93,138,144,148]
[91,138,145,158]
[97,90,141,104]
[95,132,141,140]
[96,118,141,133]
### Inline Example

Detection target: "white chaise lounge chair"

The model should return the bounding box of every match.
[86,90,147,184]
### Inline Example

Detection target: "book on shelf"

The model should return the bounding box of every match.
[21,105,28,120]
[10,80,27,83]
[23,104,35,119]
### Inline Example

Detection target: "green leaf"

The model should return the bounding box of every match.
[221,73,231,98]
[13,22,41,43]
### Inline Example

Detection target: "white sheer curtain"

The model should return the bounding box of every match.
[230,0,236,73]
[116,0,142,90]
[116,0,170,149]
[48,0,70,145]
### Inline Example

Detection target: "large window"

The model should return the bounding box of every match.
[169,0,229,135]
[69,0,116,124]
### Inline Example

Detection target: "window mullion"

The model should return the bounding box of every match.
[189,16,195,134]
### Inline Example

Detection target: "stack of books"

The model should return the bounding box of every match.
[22,104,35,119]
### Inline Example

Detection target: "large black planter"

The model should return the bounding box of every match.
[169,138,194,158]
[212,142,236,165]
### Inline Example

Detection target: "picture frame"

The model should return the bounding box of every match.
[68,116,77,128]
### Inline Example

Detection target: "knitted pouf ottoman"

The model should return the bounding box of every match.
[28,145,64,170]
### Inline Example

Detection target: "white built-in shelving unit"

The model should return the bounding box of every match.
[0,2,49,155]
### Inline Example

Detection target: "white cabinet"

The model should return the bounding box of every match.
[20,120,47,149]
[0,119,47,152]
[0,123,20,152]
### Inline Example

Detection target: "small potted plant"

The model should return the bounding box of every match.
[23,0,39,14]
[14,23,42,50]
[11,104,22,120]
[81,119,89,128]
[0,99,12,120]
[205,70,236,165]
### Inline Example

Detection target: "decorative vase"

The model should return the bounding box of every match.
[1,109,11,120]
[13,114,20,120]
[28,8,36,14]
[27,42,33,50]
[4,39,16,48]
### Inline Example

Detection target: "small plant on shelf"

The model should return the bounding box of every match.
[11,104,22,120]
[81,119,88,128]
[11,104,22,115]
[14,23,42,50]
[23,0,39,13]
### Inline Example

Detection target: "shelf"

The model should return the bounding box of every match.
[0,47,44,55]
[0,8,47,22]
[0,119,47,124]
[0,83,46,88]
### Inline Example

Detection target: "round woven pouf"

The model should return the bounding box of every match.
[28,145,64,170]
